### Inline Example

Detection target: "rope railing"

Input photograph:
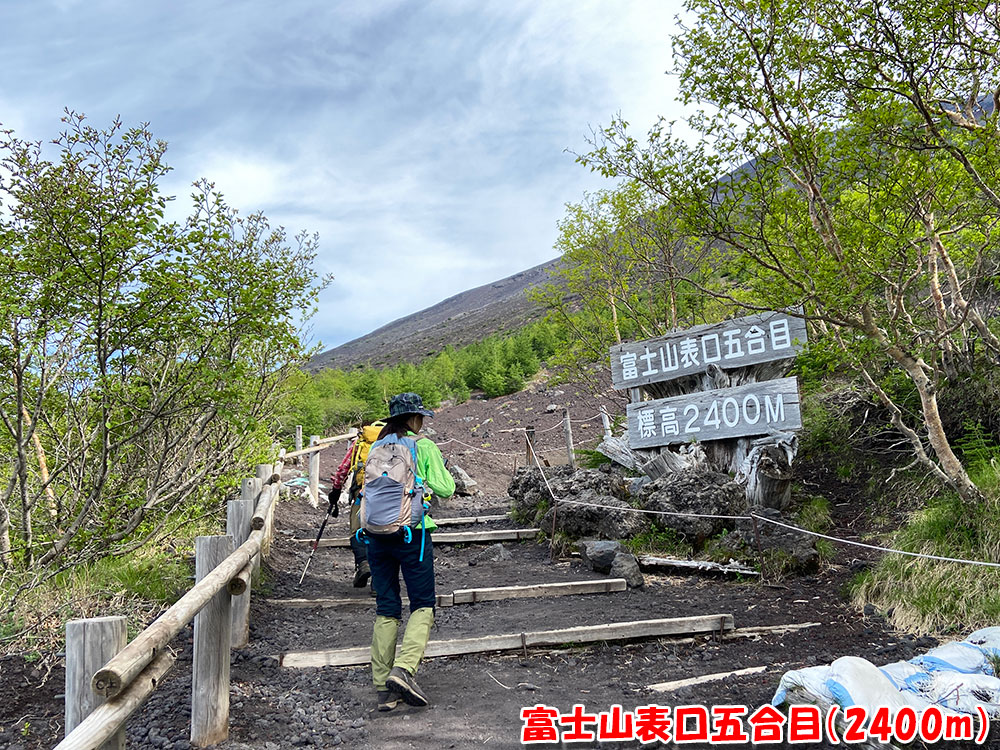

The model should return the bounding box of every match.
[523,435,1000,570]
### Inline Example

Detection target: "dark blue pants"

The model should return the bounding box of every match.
[367,528,435,619]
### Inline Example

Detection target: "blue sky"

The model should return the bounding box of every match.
[1,0,686,351]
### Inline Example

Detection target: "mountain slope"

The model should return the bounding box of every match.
[308,258,564,371]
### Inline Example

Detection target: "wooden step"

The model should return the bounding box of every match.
[280,614,735,668]
[296,528,540,548]
[268,578,628,611]
[432,514,508,526]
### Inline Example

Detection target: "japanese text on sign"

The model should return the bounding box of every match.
[520,703,989,745]
[626,378,801,449]
[610,311,807,390]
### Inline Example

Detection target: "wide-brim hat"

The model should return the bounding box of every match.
[387,392,434,419]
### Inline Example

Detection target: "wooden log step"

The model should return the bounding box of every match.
[432,514,508,526]
[280,614,735,668]
[297,528,540,548]
[452,578,627,604]
[268,593,456,608]
[647,665,768,692]
[637,555,759,577]
[268,579,627,611]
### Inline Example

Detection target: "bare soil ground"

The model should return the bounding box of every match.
[5,378,995,749]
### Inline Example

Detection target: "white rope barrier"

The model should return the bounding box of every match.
[522,435,1000,569]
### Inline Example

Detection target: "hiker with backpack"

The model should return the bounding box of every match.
[328,420,385,588]
[359,392,455,711]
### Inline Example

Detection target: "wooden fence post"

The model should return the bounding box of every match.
[600,407,612,439]
[256,464,276,557]
[227,494,253,649]
[191,535,234,747]
[65,616,127,750]
[563,409,576,471]
[242,477,263,583]
[525,426,536,467]
[308,436,320,509]
[295,426,303,464]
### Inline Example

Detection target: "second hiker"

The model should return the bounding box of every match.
[329,420,385,588]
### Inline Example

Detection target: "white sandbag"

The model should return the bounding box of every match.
[922,671,1000,717]
[772,665,832,707]
[825,657,933,712]
[911,641,989,675]
[879,661,931,692]
[965,627,1000,659]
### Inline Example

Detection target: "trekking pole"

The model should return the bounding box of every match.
[298,488,341,585]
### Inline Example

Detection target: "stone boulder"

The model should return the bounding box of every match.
[610,552,645,588]
[508,466,573,525]
[539,492,651,540]
[448,463,479,496]
[637,469,745,547]
[577,539,623,573]
[508,467,630,534]
[728,507,820,572]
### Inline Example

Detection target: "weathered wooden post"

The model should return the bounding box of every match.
[600,407,612,439]
[308,436,320,509]
[191,535,234,747]
[256,463,276,556]
[65,616,127,749]
[563,409,576,470]
[525,426,536,467]
[227,490,253,648]
[242,477,263,583]
[294,426,303,466]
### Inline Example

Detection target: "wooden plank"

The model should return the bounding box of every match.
[302,528,541,547]
[65,617,127,750]
[432,514,508,526]
[281,614,735,668]
[610,310,807,390]
[270,580,624,609]
[267,593,455,608]
[638,555,759,577]
[452,578,627,604]
[648,665,768,692]
[626,377,802,449]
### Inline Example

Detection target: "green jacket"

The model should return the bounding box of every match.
[410,431,455,499]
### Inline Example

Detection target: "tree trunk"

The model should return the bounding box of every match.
[0,499,11,568]
[864,313,983,505]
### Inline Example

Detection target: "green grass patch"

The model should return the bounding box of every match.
[576,448,612,469]
[624,528,692,557]
[1,545,194,658]
[852,487,1000,633]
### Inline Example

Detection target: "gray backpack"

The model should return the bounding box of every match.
[360,434,426,534]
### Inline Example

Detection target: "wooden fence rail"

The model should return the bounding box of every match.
[57,430,354,749]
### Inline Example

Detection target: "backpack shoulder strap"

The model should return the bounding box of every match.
[399,435,424,486]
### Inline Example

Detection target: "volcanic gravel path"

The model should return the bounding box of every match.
[5,381,988,749]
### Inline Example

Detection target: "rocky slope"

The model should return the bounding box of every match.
[308,257,566,371]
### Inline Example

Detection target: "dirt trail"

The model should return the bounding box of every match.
[0,381,961,750]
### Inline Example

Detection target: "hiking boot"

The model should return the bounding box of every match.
[387,666,429,707]
[376,690,399,712]
[353,560,371,588]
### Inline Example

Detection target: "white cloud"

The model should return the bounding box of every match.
[0,0,691,350]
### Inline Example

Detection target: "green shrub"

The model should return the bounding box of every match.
[852,489,1000,633]
[624,528,692,557]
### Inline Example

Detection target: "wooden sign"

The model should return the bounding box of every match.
[626,377,802,449]
[610,311,807,391]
